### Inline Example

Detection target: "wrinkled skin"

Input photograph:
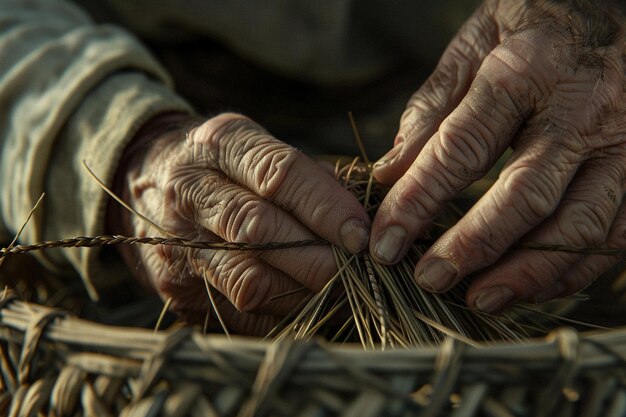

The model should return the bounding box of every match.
[111,113,370,334]
[112,0,625,333]
[371,0,626,312]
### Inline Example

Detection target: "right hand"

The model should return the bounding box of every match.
[109,113,370,335]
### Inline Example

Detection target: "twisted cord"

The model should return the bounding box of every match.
[1,235,624,258]
[0,235,326,257]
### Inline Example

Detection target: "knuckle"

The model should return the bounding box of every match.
[504,166,561,222]
[486,42,551,101]
[196,113,252,148]
[212,190,274,243]
[229,199,275,244]
[230,263,269,312]
[216,118,262,164]
[252,146,299,198]
[437,118,493,179]
[308,191,343,227]
[206,253,264,312]
[453,228,503,267]
[208,114,300,199]
[165,173,206,222]
[393,171,441,221]
[188,113,253,164]
[559,202,612,246]
[198,114,288,175]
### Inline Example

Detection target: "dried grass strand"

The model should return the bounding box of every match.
[0,193,45,270]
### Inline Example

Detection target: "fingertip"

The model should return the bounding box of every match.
[372,141,405,186]
[370,225,408,264]
[339,217,370,254]
[471,286,516,313]
[415,258,460,293]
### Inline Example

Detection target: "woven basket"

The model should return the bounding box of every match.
[1,285,626,417]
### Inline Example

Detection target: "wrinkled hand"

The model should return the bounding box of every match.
[110,113,369,334]
[371,0,626,312]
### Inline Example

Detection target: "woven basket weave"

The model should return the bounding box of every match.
[1,287,626,417]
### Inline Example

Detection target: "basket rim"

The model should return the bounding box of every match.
[1,291,625,373]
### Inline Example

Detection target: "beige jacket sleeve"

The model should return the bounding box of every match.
[0,0,192,299]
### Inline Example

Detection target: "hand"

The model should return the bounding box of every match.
[371,0,626,312]
[109,113,370,334]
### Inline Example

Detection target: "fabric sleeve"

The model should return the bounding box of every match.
[0,0,192,299]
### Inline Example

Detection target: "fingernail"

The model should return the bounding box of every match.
[416,259,459,292]
[339,218,370,254]
[373,142,403,169]
[533,282,566,303]
[373,225,407,263]
[475,287,515,313]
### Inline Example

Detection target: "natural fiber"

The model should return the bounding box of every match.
[0,235,324,256]
[1,156,625,416]
[265,160,595,348]
[1,290,626,417]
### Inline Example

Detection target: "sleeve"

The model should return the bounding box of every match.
[0,0,193,299]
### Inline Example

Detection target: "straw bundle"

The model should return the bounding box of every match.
[0,156,625,416]
[268,159,552,348]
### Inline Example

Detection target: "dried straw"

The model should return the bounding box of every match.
[0,291,626,416]
[1,155,626,416]
[269,159,579,348]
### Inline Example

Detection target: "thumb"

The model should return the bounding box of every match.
[373,3,499,185]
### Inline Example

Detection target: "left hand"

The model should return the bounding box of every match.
[370,0,626,312]
[109,113,370,335]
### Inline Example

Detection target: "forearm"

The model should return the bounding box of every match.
[0,0,192,298]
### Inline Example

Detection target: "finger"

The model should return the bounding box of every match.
[408,119,585,292]
[139,200,311,317]
[192,249,309,316]
[373,3,500,185]
[464,156,624,312]
[557,199,626,299]
[188,113,370,254]
[371,36,549,265]
[163,169,338,293]
[151,239,309,317]
[142,243,283,336]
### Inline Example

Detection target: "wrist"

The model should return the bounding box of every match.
[106,112,198,235]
